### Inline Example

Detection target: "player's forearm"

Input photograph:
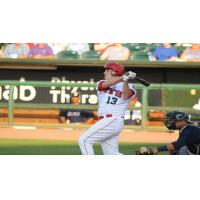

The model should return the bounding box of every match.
[157,143,175,152]
[102,77,123,89]
[122,81,134,99]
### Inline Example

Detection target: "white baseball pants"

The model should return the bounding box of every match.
[78,116,124,155]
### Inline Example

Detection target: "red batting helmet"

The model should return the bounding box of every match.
[104,62,125,76]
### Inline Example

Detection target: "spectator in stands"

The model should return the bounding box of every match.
[150,43,178,61]
[180,43,200,62]
[2,43,30,58]
[94,43,113,54]
[100,43,130,60]
[66,43,90,55]
[49,43,68,55]
[29,43,54,59]
[27,43,35,49]
[58,92,97,124]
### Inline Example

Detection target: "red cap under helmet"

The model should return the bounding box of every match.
[104,62,125,76]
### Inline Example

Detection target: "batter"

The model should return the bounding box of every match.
[78,62,137,155]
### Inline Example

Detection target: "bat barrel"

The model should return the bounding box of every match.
[135,76,150,87]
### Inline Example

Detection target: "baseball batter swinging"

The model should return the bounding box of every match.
[78,62,137,155]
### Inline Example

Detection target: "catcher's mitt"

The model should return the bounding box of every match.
[136,146,156,155]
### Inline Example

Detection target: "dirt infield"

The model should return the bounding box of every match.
[0,127,179,143]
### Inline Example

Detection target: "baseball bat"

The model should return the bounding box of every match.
[135,76,150,87]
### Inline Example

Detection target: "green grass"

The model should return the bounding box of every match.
[0,139,168,155]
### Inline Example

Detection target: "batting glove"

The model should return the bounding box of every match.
[123,74,129,82]
[127,71,136,80]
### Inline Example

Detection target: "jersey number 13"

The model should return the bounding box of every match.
[107,96,118,105]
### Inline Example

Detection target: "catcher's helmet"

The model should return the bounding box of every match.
[164,111,189,130]
[104,62,125,76]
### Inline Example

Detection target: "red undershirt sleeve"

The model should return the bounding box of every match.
[98,80,106,91]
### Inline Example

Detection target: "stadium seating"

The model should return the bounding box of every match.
[130,51,149,61]
[176,46,186,56]
[56,51,79,59]
[0,43,192,61]
[124,43,142,51]
[144,44,158,52]
[80,50,101,60]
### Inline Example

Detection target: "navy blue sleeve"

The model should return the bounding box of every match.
[157,145,168,152]
[172,131,189,149]
[172,126,200,149]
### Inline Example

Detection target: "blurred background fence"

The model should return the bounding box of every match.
[0,80,199,130]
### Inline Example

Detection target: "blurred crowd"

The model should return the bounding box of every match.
[0,43,200,62]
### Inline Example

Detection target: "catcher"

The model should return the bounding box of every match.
[136,111,200,155]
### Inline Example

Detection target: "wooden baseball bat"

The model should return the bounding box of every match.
[135,76,150,87]
[125,72,150,87]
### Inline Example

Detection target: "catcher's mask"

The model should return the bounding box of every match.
[104,62,125,76]
[164,111,189,130]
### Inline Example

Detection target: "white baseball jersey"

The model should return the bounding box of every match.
[97,80,136,117]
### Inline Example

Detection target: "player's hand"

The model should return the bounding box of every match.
[127,71,136,80]
[123,74,129,82]
[123,71,136,82]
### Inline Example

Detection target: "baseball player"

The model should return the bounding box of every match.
[151,111,200,155]
[78,62,137,155]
